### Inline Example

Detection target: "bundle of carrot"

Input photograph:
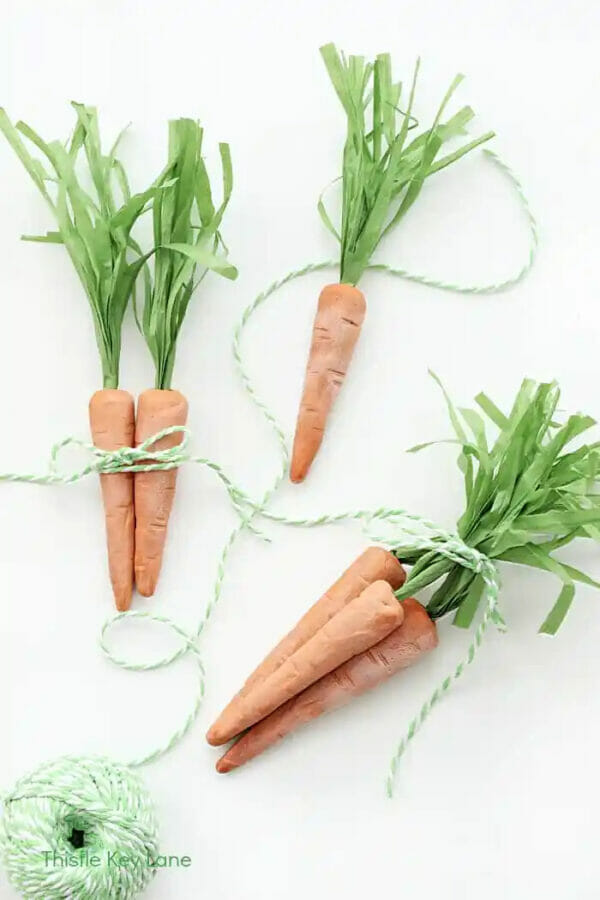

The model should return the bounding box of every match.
[209,377,600,773]
[0,104,171,611]
[290,44,494,483]
[0,108,236,607]
[133,119,237,596]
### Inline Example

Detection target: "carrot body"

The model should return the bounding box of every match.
[290,283,366,483]
[134,388,188,597]
[216,581,404,741]
[89,389,135,612]
[216,598,438,773]
[207,546,405,745]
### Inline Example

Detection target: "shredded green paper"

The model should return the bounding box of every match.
[0,109,236,391]
[394,376,600,634]
[137,119,237,390]
[320,43,494,286]
[0,104,170,389]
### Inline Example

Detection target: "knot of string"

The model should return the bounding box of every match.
[91,428,191,474]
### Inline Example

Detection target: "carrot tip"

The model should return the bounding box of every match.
[206,727,224,747]
[135,572,156,598]
[290,457,310,483]
[216,757,235,774]
[115,592,133,612]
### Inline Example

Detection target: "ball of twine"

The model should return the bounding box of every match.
[0,755,159,899]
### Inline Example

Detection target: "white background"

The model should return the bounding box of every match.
[2,1,600,898]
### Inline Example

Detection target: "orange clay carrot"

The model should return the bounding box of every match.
[134,120,236,596]
[89,390,135,611]
[216,598,437,773]
[288,45,494,483]
[290,283,366,483]
[134,388,188,597]
[211,580,404,742]
[207,546,405,745]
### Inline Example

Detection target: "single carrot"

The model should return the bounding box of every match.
[89,389,135,611]
[211,581,404,743]
[134,121,236,596]
[216,598,437,773]
[207,546,405,745]
[134,388,188,597]
[290,283,366,483]
[289,46,495,484]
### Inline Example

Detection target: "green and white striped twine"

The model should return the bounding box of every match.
[1,147,536,796]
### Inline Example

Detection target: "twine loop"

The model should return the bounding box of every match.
[99,610,207,768]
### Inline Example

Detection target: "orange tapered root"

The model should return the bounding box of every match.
[89,389,135,611]
[290,283,366,483]
[214,581,404,741]
[216,598,438,773]
[207,546,405,746]
[134,388,188,597]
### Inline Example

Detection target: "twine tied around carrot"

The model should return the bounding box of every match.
[0,426,268,541]
[0,426,192,483]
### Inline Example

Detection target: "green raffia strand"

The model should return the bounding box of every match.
[0,150,541,807]
[0,104,170,390]
[138,119,237,390]
[319,43,495,286]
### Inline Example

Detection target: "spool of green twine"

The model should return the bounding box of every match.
[1,756,159,899]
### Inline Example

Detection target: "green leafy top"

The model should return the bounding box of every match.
[319,43,495,286]
[395,376,600,635]
[138,118,237,390]
[0,104,166,388]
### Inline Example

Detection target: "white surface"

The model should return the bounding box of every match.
[2,1,600,898]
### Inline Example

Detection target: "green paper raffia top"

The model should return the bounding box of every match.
[0,104,160,389]
[319,43,495,286]
[0,108,237,391]
[394,375,600,635]
[138,118,237,390]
